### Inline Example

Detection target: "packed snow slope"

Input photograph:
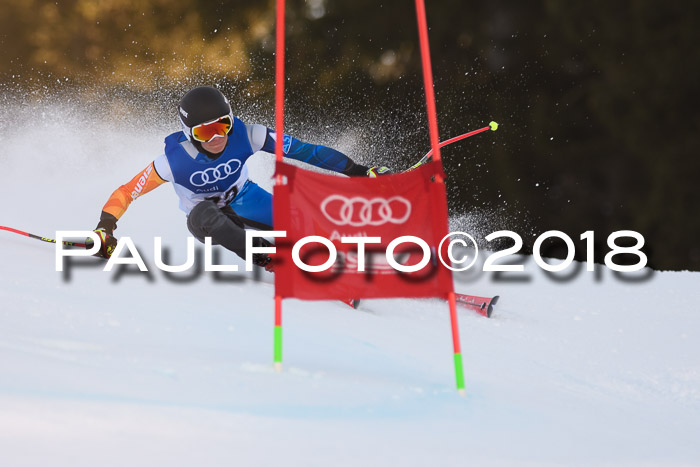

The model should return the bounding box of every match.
[1,101,699,466]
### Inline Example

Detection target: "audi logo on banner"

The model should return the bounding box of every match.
[320,195,412,227]
[190,160,242,187]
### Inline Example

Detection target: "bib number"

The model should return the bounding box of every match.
[206,185,239,207]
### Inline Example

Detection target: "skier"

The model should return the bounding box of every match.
[91,86,390,271]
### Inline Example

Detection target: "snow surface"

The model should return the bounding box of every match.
[1,102,699,466]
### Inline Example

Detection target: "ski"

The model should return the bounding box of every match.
[453,293,499,318]
[340,298,361,309]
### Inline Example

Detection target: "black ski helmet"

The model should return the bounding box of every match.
[178,86,233,141]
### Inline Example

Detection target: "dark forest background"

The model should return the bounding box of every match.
[2,0,698,270]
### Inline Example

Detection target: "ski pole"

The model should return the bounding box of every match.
[0,226,87,248]
[407,121,499,171]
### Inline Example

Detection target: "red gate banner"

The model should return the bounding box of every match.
[273,161,453,300]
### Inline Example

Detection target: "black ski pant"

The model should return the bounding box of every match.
[187,201,250,260]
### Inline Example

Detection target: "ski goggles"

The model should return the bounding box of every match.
[191,115,233,143]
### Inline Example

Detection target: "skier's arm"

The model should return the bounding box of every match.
[99,161,167,229]
[247,124,370,176]
[89,161,167,258]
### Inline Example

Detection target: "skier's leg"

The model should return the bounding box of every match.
[187,200,273,269]
[187,200,248,259]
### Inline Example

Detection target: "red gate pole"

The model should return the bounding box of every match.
[414,0,466,395]
[448,291,466,396]
[274,295,283,372]
[273,0,286,372]
[275,0,285,161]
[414,1,442,166]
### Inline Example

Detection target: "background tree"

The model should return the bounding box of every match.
[1,0,697,269]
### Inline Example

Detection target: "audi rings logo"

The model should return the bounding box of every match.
[320,195,412,227]
[190,160,242,187]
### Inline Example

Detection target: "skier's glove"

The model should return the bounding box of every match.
[86,212,119,258]
[252,237,274,272]
[95,212,118,236]
[253,252,273,272]
[366,166,392,177]
[87,228,117,259]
